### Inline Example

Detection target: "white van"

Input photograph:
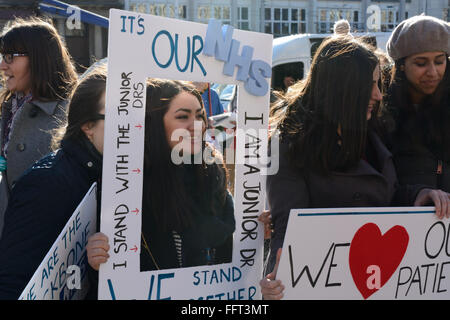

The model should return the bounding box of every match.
[271,32,392,90]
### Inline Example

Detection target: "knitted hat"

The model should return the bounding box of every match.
[333,19,352,36]
[332,19,356,40]
[386,15,450,60]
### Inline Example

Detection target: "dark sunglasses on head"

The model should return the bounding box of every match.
[0,53,28,64]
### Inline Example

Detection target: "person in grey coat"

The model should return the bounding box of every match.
[260,36,450,299]
[0,17,78,237]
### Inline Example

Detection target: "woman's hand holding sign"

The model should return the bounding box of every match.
[414,188,450,219]
[260,248,284,300]
[87,232,110,271]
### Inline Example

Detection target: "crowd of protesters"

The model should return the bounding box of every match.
[0,13,447,300]
[261,14,450,300]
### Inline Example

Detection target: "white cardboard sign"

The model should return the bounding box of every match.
[277,207,450,300]
[98,9,272,300]
[19,183,97,300]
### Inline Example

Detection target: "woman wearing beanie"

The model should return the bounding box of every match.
[383,15,450,192]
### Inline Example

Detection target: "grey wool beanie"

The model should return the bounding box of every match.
[386,15,450,60]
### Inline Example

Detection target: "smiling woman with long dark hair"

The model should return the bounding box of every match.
[139,79,235,271]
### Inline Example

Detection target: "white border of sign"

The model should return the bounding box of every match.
[98,9,272,300]
[277,206,450,300]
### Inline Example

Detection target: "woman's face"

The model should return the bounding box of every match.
[82,92,105,155]
[163,91,205,155]
[367,65,382,120]
[0,53,32,94]
[403,51,447,102]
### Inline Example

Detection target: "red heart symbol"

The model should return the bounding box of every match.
[349,223,409,299]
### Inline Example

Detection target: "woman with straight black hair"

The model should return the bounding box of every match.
[139,78,235,271]
[260,36,450,299]
[0,17,78,237]
[87,78,235,277]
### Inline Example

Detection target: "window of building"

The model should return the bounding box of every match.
[317,8,360,33]
[137,3,147,13]
[197,6,211,22]
[129,2,186,19]
[319,9,327,33]
[265,7,306,37]
[237,7,249,30]
[197,5,230,24]
[291,8,307,33]
[380,8,398,32]
[443,8,449,21]
[353,10,361,30]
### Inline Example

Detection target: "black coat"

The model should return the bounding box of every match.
[383,94,450,193]
[265,129,425,275]
[391,134,450,192]
[0,138,102,299]
[140,165,235,271]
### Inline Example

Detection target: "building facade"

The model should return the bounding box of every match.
[125,0,449,36]
[0,0,447,68]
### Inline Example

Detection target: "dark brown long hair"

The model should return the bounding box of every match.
[143,79,228,232]
[52,65,107,150]
[384,56,450,160]
[270,36,380,174]
[0,17,77,102]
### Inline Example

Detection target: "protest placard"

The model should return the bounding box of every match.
[19,183,97,300]
[277,206,450,299]
[98,9,272,299]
